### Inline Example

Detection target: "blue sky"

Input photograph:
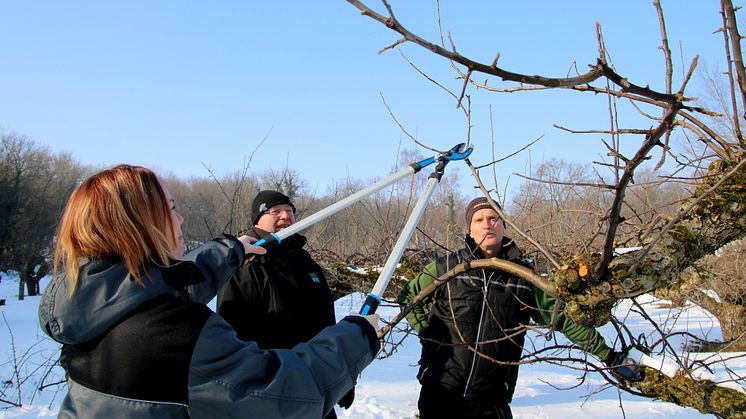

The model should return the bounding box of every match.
[0,1,728,199]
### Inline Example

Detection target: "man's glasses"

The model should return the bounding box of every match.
[267,208,294,217]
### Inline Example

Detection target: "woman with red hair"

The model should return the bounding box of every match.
[40,164,379,419]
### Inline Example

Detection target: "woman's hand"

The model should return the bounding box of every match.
[348,312,381,334]
[363,313,381,333]
[237,235,267,261]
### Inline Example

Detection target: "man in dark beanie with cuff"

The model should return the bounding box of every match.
[217,190,355,418]
[398,196,642,419]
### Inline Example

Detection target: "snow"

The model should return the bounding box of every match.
[2,274,744,418]
[612,247,642,256]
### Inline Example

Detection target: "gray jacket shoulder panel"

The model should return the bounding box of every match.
[59,378,189,419]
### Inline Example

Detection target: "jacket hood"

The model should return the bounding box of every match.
[39,235,244,345]
[38,259,180,345]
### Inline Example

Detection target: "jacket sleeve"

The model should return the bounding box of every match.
[529,287,612,361]
[188,312,380,419]
[397,260,439,335]
[183,235,245,305]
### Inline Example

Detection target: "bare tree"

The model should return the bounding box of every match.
[259,167,308,204]
[346,0,746,415]
[0,133,85,299]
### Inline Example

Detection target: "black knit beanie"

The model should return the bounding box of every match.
[464,197,502,229]
[252,190,295,224]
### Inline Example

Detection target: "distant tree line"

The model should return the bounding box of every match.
[0,132,469,301]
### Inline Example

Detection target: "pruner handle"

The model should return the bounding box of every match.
[359,293,381,315]
[253,232,281,249]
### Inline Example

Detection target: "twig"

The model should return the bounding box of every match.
[512,173,615,190]
[722,0,746,142]
[474,136,543,170]
[379,93,440,154]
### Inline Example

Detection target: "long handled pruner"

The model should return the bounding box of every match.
[358,143,472,315]
[254,143,472,249]
[252,143,472,314]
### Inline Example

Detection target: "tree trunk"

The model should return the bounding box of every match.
[25,275,40,297]
[23,259,46,297]
[689,290,746,351]
[17,274,25,301]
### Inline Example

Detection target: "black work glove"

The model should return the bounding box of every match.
[337,386,355,409]
[604,350,644,382]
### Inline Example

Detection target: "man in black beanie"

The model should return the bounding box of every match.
[250,189,296,225]
[398,196,643,419]
[217,190,355,418]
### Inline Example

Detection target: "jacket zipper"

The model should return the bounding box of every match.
[463,269,490,397]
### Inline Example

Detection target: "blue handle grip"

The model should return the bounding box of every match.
[253,232,281,249]
[359,293,382,315]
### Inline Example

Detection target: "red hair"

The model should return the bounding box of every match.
[53,164,176,292]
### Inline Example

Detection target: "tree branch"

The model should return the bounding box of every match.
[595,107,681,278]
[378,258,553,337]
[722,0,746,142]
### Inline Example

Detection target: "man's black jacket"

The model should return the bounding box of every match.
[217,227,336,349]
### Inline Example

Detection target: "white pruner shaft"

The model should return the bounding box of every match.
[254,165,418,249]
[359,174,441,315]
[277,166,416,241]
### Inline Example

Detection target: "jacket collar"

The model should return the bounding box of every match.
[464,234,523,262]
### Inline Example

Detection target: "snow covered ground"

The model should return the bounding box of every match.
[1,273,744,418]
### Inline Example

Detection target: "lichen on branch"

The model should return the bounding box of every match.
[554,157,746,327]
